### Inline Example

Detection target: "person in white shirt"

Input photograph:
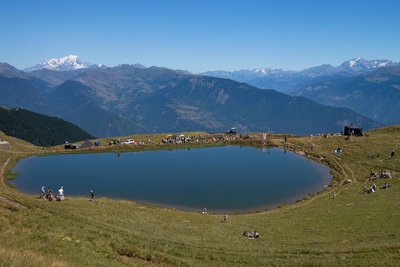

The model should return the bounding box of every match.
[58,186,65,201]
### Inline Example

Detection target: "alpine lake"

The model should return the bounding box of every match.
[11,146,331,213]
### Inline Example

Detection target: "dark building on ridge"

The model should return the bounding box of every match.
[343,125,363,136]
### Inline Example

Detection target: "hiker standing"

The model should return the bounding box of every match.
[40,186,45,199]
[390,150,395,158]
[224,213,228,222]
[90,190,96,201]
[58,186,65,201]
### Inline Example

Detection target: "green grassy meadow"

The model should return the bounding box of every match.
[0,128,399,266]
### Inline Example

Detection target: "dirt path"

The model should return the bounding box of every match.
[0,157,11,187]
[0,156,27,209]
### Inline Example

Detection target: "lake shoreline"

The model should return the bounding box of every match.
[8,137,334,214]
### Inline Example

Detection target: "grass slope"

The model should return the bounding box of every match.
[0,127,399,266]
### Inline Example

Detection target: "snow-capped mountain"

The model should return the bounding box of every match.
[252,67,285,75]
[202,58,398,80]
[339,58,396,73]
[202,67,286,82]
[201,58,399,93]
[25,55,93,71]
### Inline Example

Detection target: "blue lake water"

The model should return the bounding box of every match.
[11,146,331,212]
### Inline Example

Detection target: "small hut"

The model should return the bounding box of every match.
[343,125,363,136]
[79,140,94,149]
[64,143,78,149]
[0,141,11,150]
[226,127,237,134]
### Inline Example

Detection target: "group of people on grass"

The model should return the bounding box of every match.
[40,185,64,201]
[368,149,395,160]
[364,182,391,194]
[365,148,395,193]
[333,147,342,154]
[162,135,196,144]
[40,186,96,201]
[202,208,258,238]
[370,169,392,179]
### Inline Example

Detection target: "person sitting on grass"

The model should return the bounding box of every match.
[370,187,375,193]
[46,188,54,201]
[253,230,260,238]
[370,169,378,179]
[372,184,377,192]
[364,186,375,194]
[243,230,260,239]
[381,183,391,189]
[380,170,391,179]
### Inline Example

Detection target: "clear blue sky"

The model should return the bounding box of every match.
[1,0,399,72]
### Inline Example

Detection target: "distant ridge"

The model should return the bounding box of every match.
[201,58,399,93]
[0,106,94,147]
[202,58,398,79]
[294,65,400,125]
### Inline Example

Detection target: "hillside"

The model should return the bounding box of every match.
[0,62,380,137]
[0,106,94,146]
[0,127,399,266]
[61,65,381,135]
[295,66,400,125]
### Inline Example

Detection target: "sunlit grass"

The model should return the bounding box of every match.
[0,127,399,266]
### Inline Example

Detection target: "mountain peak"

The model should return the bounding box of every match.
[340,58,395,71]
[25,55,92,72]
[349,57,362,67]
[253,67,283,75]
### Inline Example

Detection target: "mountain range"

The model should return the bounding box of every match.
[201,58,400,126]
[294,66,400,125]
[202,58,399,94]
[0,60,380,137]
